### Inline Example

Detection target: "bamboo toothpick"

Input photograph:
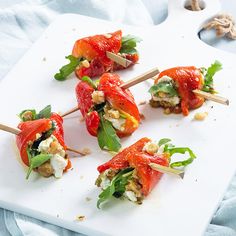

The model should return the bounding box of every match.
[106,51,133,68]
[0,123,86,156]
[149,163,185,179]
[61,67,160,117]
[0,123,21,135]
[193,89,229,105]
[121,67,159,89]
[61,107,80,118]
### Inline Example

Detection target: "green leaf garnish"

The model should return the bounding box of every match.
[97,167,134,208]
[19,105,52,121]
[81,76,97,89]
[97,113,121,152]
[36,105,52,119]
[54,55,82,81]
[202,60,222,93]
[149,81,178,97]
[166,147,197,168]
[19,109,36,121]
[26,153,52,179]
[120,35,142,54]
[158,138,171,146]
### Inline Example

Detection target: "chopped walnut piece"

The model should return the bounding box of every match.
[75,215,85,221]
[194,112,208,121]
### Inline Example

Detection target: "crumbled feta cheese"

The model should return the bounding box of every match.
[124,191,137,202]
[100,170,111,189]
[81,60,90,68]
[152,95,180,106]
[143,142,159,155]
[157,75,174,84]
[104,115,126,131]
[194,112,208,121]
[157,145,165,154]
[50,154,68,178]
[38,136,55,153]
[107,109,120,119]
[91,91,105,104]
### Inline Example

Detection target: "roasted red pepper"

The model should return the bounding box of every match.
[97,137,169,196]
[75,73,140,137]
[154,66,204,116]
[72,30,139,79]
[16,113,71,170]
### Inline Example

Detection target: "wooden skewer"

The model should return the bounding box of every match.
[193,89,229,105]
[149,163,185,179]
[61,67,160,117]
[0,123,21,135]
[0,123,85,156]
[106,51,133,68]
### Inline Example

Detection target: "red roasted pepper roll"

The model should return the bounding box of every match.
[54,31,140,81]
[76,73,140,152]
[96,137,196,208]
[149,61,222,116]
[16,105,71,179]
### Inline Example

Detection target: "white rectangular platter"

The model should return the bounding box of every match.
[1,1,236,235]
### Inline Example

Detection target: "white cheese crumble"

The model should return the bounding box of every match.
[152,95,180,106]
[104,115,126,131]
[157,75,173,84]
[91,91,105,104]
[100,169,111,189]
[50,154,68,178]
[81,59,90,68]
[124,191,137,202]
[38,135,67,178]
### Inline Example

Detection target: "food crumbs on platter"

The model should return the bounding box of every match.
[164,108,171,115]
[194,112,208,121]
[70,168,74,171]
[80,175,84,179]
[86,197,92,202]
[42,57,46,62]
[56,214,59,218]
[75,215,85,222]
[139,101,147,106]
[140,113,145,120]
[214,118,217,121]
[211,106,214,109]
[81,148,91,155]
[195,179,198,182]
[72,28,76,31]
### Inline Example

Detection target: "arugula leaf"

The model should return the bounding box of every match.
[97,113,121,152]
[166,147,197,168]
[120,35,142,54]
[149,81,178,97]
[97,167,134,208]
[19,105,52,121]
[36,105,52,119]
[26,153,52,179]
[202,60,222,93]
[19,109,36,121]
[54,55,82,81]
[158,138,171,146]
[81,76,97,89]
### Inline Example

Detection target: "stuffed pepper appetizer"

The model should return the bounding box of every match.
[96,137,196,208]
[76,73,140,152]
[16,105,71,179]
[55,30,141,80]
[149,61,222,116]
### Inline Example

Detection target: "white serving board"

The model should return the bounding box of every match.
[1,1,236,235]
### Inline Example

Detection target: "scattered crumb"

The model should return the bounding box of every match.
[80,117,85,122]
[138,101,147,106]
[139,113,145,120]
[75,215,85,222]
[70,168,74,171]
[81,148,91,155]
[56,214,59,218]
[214,118,217,121]
[194,112,208,121]
[80,175,84,179]
[164,108,171,115]
[72,28,76,31]
[211,106,214,109]
[86,197,92,202]
[42,57,46,62]
[195,179,198,182]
